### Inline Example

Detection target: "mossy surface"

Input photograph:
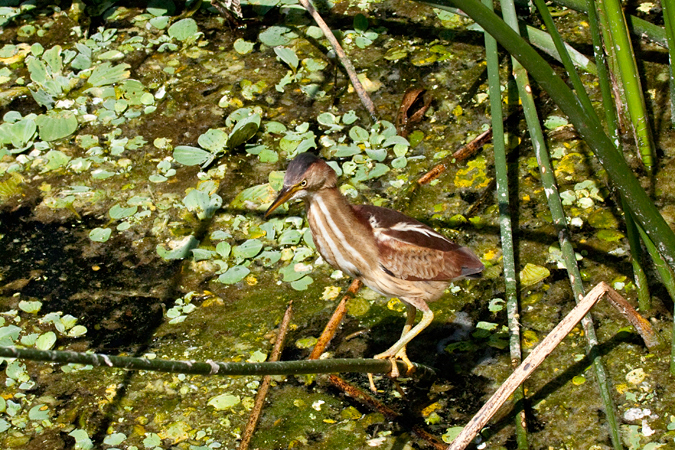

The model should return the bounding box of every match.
[0,1,674,449]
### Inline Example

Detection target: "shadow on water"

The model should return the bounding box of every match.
[0,207,179,351]
[0,206,190,445]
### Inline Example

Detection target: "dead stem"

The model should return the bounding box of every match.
[309,279,362,360]
[418,128,493,185]
[239,301,294,450]
[448,282,660,450]
[296,0,378,121]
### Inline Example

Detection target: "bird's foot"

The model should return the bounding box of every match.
[374,347,415,378]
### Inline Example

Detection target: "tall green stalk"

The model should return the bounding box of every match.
[597,0,656,170]
[483,0,527,445]
[584,0,653,311]
[534,0,651,310]
[635,223,675,375]
[662,0,675,125]
[421,0,675,271]
[481,0,622,446]
[551,0,669,48]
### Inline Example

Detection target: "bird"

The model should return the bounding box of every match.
[265,152,484,379]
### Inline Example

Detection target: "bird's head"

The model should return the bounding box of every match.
[265,153,337,218]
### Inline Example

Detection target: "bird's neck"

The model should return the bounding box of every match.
[307,187,354,218]
[304,187,377,278]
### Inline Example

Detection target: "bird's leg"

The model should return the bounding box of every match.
[391,303,417,377]
[374,305,433,377]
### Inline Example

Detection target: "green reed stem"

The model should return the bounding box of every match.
[597,0,656,170]
[422,0,675,271]
[483,0,527,445]
[0,346,437,379]
[551,0,668,48]
[534,0,652,311]
[481,0,623,446]
[522,26,597,74]
[582,0,652,309]
[662,0,675,125]
[634,223,675,375]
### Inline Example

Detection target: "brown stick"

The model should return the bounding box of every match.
[307,280,445,449]
[239,302,294,450]
[448,282,660,450]
[309,279,362,360]
[417,128,493,185]
[296,0,378,121]
[329,374,447,450]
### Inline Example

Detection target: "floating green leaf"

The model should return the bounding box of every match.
[228,113,261,148]
[35,111,78,141]
[349,126,369,142]
[291,275,313,290]
[544,115,569,130]
[18,300,42,314]
[198,128,228,152]
[89,227,111,242]
[302,58,327,72]
[68,325,87,337]
[168,18,199,42]
[382,136,407,148]
[156,236,199,260]
[28,404,50,421]
[365,148,387,162]
[208,393,240,410]
[10,118,36,148]
[42,150,71,172]
[233,239,263,259]
[279,263,311,282]
[103,433,127,446]
[218,266,250,284]
[109,204,138,219]
[234,38,255,55]
[216,241,231,258]
[519,263,550,287]
[333,145,361,157]
[274,47,299,70]
[173,145,213,167]
[392,156,407,168]
[69,429,93,450]
[26,56,48,84]
[183,189,222,220]
[230,183,278,211]
[88,62,130,86]
[279,229,302,245]
[36,332,56,350]
[256,250,281,266]
[259,26,294,46]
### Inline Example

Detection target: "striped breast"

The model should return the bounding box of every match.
[305,191,376,279]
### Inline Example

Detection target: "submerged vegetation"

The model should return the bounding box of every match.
[0,0,674,448]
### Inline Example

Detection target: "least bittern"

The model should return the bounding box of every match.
[265,153,484,378]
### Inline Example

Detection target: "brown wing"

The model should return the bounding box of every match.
[352,205,484,282]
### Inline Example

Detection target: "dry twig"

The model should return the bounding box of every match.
[239,301,294,450]
[296,0,378,121]
[448,282,661,450]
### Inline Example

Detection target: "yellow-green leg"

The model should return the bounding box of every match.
[374,304,433,377]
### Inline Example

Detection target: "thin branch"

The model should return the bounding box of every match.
[297,0,378,121]
[309,279,361,360]
[448,282,661,450]
[239,301,294,450]
[0,347,436,378]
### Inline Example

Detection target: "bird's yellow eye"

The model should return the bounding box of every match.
[300,180,307,187]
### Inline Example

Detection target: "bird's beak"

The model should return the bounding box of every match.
[265,185,298,218]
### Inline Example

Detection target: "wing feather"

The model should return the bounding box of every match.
[352,205,484,282]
